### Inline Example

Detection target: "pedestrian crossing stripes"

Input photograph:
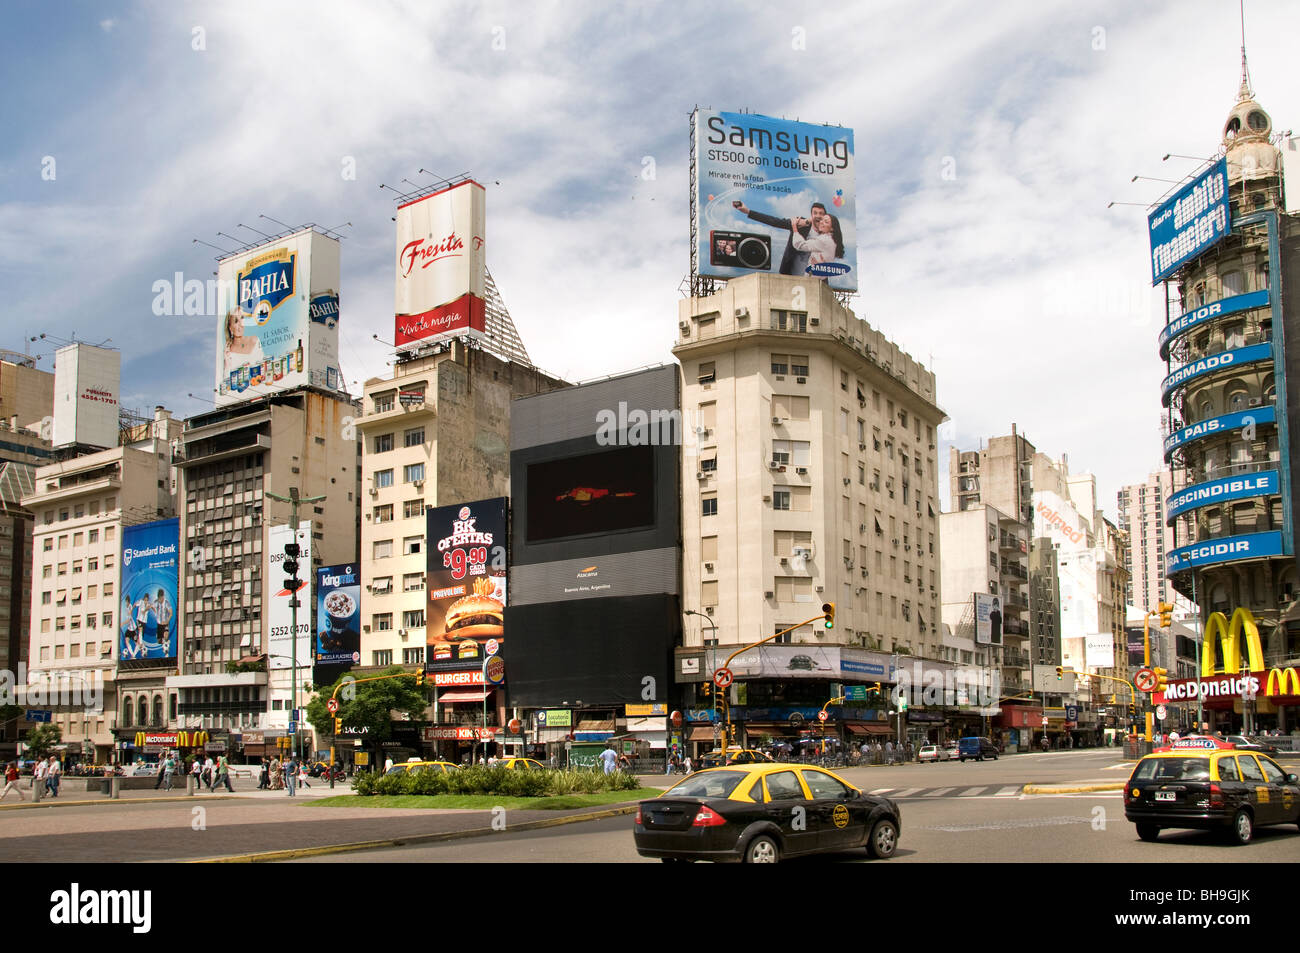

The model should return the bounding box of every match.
[869,784,1023,799]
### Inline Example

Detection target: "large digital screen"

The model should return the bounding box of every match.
[525,445,656,543]
[120,518,180,661]
[694,109,856,291]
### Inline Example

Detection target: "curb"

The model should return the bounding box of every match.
[0,794,241,811]
[192,803,641,863]
[1023,783,1125,795]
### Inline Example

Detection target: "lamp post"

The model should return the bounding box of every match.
[265,488,325,762]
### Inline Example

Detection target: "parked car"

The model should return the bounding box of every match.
[697,748,775,769]
[496,758,547,771]
[1225,735,1280,757]
[385,760,459,776]
[957,737,999,762]
[635,763,902,863]
[944,744,961,762]
[917,745,948,763]
[1124,739,1300,844]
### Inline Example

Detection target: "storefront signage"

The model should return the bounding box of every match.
[625,703,668,716]
[538,709,572,727]
[434,669,486,687]
[420,726,498,741]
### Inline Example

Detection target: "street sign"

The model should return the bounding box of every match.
[326,698,339,714]
[1134,668,1157,693]
[288,721,298,733]
[536,710,548,727]
[817,710,828,722]
[1041,716,1049,726]
[1065,704,1078,721]
[25,710,51,722]
[844,685,868,702]
[713,667,734,689]
[1156,705,1167,720]
[508,717,521,733]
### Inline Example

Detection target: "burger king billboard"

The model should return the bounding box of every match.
[426,498,508,669]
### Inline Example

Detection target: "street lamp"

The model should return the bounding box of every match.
[684,609,719,758]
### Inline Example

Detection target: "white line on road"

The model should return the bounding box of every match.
[892,788,923,797]
[994,786,1021,796]
[869,788,894,795]
[923,787,955,797]
[958,787,988,797]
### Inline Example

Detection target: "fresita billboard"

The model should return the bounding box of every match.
[693,109,857,291]
[394,180,487,351]
[425,498,507,669]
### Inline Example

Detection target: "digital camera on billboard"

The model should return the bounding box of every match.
[709,230,771,271]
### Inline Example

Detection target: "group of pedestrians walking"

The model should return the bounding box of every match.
[256,756,311,795]
[857,740,915,765]
[0,756,63,801]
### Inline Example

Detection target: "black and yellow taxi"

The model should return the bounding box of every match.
[1124,736,1300,844]
[385,760,460,776]
[696,748,775,769]
[496,758,547,771]
[634,763,901,863]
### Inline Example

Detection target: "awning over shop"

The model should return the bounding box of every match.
[742,724,796,736]
[852,724,895,735]
[686,726,719,742]
[439,689,493,703]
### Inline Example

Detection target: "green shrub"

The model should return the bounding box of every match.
[352,763,641,798]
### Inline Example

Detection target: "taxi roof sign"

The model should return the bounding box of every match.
[1168,735,1234,750]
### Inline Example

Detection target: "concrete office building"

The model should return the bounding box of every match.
[1117,471,1197,616]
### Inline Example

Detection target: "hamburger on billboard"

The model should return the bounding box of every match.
[426,498,507,668]
[693,109,857,291]
[214,228,342,406]
[394,180,487,351]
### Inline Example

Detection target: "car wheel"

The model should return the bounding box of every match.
[959,757,965,763]
[867,818,899,859]
[1230,809,1253,845]
[744,834,780,864]
[1136,823,1161,842]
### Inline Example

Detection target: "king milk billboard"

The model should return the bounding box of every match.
[394,180,487,351]
[425,498,507,668]
[316,564,361,667]
[120,518,180,662]
[214,229,342,405]
[267,522,312,671]
[693,109,856,291]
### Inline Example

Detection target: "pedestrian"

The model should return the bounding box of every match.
[271,756,282,790]
[190,756,202,790]
[297,758,311,789]
[47,756,62,797]
[597,745,619,775]
[384,757,394,773]
[683,755,693,773]
[162,752,176,791]
[285,755,297,797]
[154,751,170,790]
[0,762,25,801]
[33,756,48,795]
[213,754,233,793]
[202,755,214,791]
[664,755,677,776]
[884,740,894,764]
[259,758,270,790]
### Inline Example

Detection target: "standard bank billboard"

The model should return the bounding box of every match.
[694,109,856,291]
[120,518,180,662]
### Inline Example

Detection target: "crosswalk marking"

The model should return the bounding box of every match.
[958,786,988,797]
[892,787,923,798]
[867,784,1024,799]
[869,788,894,795]
[994,786,1021,797]
[924,787,955,797]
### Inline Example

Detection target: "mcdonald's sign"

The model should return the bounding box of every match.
[1200,609,1265,677]
[1266,668,1300,698]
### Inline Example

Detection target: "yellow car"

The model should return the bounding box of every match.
[696,748,775,769]
[496,758,547,771]
[385,760,460,776]
[635,762,901,863]
[1124,737,1300,844]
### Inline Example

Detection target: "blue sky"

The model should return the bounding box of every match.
[2,0,1297,513]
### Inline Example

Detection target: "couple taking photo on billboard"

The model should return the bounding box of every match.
[732,199,845,277]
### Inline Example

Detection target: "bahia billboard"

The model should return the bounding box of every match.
[425,498,507,668]
[394,180,487,351]
[214,228,343,405]
[693,109,856,291]
[316,563,361,667]
[120,518,180,662]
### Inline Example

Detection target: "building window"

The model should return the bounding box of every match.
[403,427,425,447]
[403,573,424,592]
[771,309,807,333]
[402,647,425,665]
[374,433,394,454]
[89,529,98,543]
[373,540,393,560]
[402,536,424,555]
[88,558,98,571]
[789,355,809,377]
[371,576,392,594]
[374,469,394,489]
[771,354,789,376]
[373,614,393,631]
[402,609,425,629]
[773,489,791,511]
[373,393,395,414]
[403,499,424,519]
[42,565,51,579]
[373,505,393,524]
[701,496,718,517]
[404,463,425,483]
[43,539,52,552]
[373,649,393,666]
[41,591,51,605]
[700,457,717,472]
[103,582,113,597]
[698,362,716,384]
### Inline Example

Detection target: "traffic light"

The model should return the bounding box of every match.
[897,689,908,713]
[822,602,835,629]
[1158,602,1173,628]
[1153,667,1168,692]
[1127,704,1137,721]
[414,669,425,686]
[333,717,342,734]
[699,681,712,699]
[1055,666,1063,680]
[283,542,301,589]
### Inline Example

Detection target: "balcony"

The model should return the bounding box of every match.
[179,433,273,468]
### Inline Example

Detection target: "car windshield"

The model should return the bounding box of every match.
[1133,758,1211,782]
[665,770,749,799]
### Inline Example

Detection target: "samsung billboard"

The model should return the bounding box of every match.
[693,109,856,291]
[1148,158,1231,285]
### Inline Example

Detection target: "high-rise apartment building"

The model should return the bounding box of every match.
[673,273,945,748]
[1117,471,1196,616]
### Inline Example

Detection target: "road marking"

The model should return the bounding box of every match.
[869,788,894,795]
[994,786,1021,797]
[891,787,923,798]
[920,815,1091,833]
[958,786,988,797]
[923,787,955,797]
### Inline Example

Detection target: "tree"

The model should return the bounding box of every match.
[305,666,427,761]
[24,723,63,761]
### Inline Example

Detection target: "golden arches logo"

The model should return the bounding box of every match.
[1200,608,1265,677]
[1266,668,1300,697]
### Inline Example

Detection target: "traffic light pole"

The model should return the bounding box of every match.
[266,488,325,764]
[326,670,425,779]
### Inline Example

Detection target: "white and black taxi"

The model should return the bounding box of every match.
[1124,735,1300,844]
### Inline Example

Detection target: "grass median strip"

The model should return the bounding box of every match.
[301,788,664,811]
